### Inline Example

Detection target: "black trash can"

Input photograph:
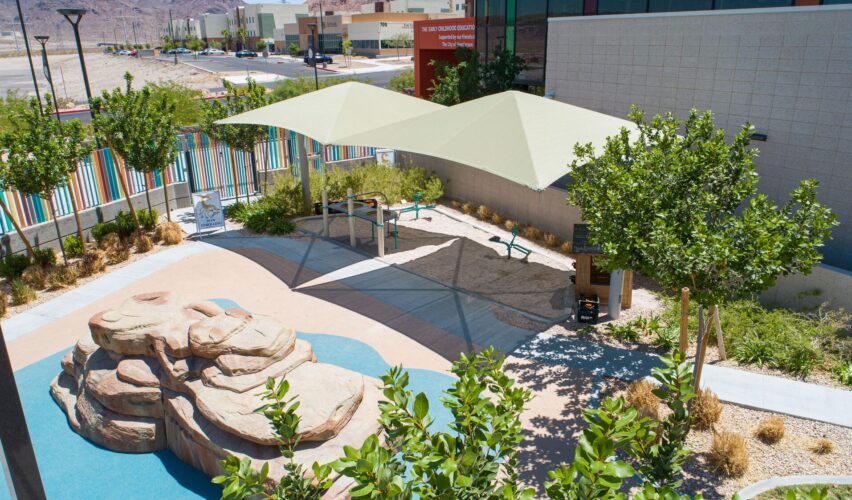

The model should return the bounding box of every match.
[577,295,600,324]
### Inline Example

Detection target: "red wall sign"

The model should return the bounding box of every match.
[414,17,475,98]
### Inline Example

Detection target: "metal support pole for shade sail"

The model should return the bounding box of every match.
[297,134,311,214]
[0,324,47,500]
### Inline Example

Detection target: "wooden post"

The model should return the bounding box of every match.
[693,305,706,391]
[347,187,355,247]
[376,196,385,257]
[321,188,329,237]
[679,288,690,354]
[715,305,727,360]
[297,135,311,214]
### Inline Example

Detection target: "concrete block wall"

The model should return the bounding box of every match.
[545,5,852,270]
[401,152,584,242]
[0,184,190,257]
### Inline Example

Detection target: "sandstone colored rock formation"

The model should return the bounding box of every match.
[51,292,382,497]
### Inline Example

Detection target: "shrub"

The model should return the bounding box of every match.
[523,226,543,240]
[691,388,722,431]
[451,200,463,209]
[79,250,106,277]
[10,279,37,305]
[625,379,659,419]
[63,235,84,258]
[154,222,182,245]
[491,212,505,225]
[114,210,137,238]
[504,219,517,232]
[543,233,560,248]
[224,201,257,222]
[33,248,56,268]
[835,361,852,386]
[137,208,158,231]
[810,438,834,455]
[476,204,491,220]
[604,322,641,342]
[755,416,785,444]
[21,266,48,290]
[709,431,748,477]
[560,241,573,255]
[98,233,122,253]
[133,233,153,253]
[0,292,6,317]
[106,242,131,265]
[91,222,119,244]
[47,265,78,290]
[245,206,296,235]
[655,327,679,351]
[401,167,443,203]
[461,202,476,215]
[0,254,32,280]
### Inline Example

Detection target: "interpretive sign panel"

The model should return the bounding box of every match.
[193,191,225,232]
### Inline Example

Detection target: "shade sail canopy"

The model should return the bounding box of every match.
[335,90,635,191]
[215,81,444,145]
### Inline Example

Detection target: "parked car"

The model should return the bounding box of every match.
[129,50,138,57]
[304,53,333,64]
[200,48,225,55]
[235,50,258,58]
[117,49,131,56]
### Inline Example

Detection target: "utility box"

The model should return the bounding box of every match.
[571,224,633,309]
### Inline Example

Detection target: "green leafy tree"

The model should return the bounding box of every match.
[161,35,175,52]
[0,96,94,257]
[256,40,268,53]
[209,40,223,50]
[268,76,360,103]
[567,108,837,377]
[288,42,300,57]
[341,39,353,66]
[236,27,248,51]
[428,48,525,105]
[388,69,415,94]
[203,79,269,200]
[389,31,412,60]
[221,29,233,52]
[186,37,204,58]
[92,72,181,225]
[147,81,204,127]
[0,90,29,134]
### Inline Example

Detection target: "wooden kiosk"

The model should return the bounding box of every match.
[572,224,633,309]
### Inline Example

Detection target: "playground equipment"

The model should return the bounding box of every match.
[321,188,399,256]
[488,226,531,260]
[398,192,436,220]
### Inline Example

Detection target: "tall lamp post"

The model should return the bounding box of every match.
[57,8,95,123]
[14,0,43,113]
[33,35,61,120]
[307,23,319,91]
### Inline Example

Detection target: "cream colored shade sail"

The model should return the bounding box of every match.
[214,81,444,145]
[335,90,636,191]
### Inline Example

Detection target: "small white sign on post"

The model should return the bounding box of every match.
[192,191,226,233]
[376,148,396,166]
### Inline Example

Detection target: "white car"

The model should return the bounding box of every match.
[117,50,131,55]
[201,48,226,55]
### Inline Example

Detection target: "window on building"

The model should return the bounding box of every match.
[352,39,379,49]
[597,0,648,14]
[714,0,792,8]
[549,0,584,16]
[475,0,506,57]
[648,0,713,11]
[515,0,547,85]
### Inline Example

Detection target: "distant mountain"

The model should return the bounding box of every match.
[0,0,242,45]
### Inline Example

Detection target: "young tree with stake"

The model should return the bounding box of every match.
[567,107,837,387]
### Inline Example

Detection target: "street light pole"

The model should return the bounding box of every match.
[308,23,319,91]
[15,0,43,114]
[33,36,60,120]
[57,8,95,123]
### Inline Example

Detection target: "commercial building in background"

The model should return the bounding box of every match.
[161,18,202,43]
[455,1,852,269]
[199,13,228,44]
[413,17,475,97]
[227,3,310,49]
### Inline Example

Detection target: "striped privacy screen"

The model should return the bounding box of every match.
[0,128,375,234]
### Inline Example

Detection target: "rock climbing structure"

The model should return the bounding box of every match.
[51,291,382,497]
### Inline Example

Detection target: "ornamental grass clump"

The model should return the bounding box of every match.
[451,200,463,209]
[543,233,560,248]
[810,438,834,455]
[755,416,785,444]
[21,265,48,290]
[0,292,7,317]
[107,243,131,265]
[625,379,660,419]
[10,279,37,305]
[477,205,491,220]
[504,219,517,232]
[79,250,106,277]
[47,265,78,290]
[461,202,476,215]
[133,233,154,253]
[491,212,505,225]
[709,431,748,477]
[691,388,723,430]
[523,226,543,240]
[560,241,573,255]
[154,222,183,245]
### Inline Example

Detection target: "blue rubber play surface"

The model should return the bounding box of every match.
[2,301,455,500]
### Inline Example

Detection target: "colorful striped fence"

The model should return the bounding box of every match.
[0,127,376,234]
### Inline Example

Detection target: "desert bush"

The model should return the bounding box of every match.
[604,322,641,342]
[137,208,158,231]
[755,416,785,444]
[654,326,679,351]
[134,233,154,253]
[0,292,7,317]
[543,233,560,248]
[106,242,131,264]
[224,201,257,222]
[692,388,723,430]
[491,212,505,225]
[47,265,78,290]
[10,279,36,305]
[709,431,748,477]
[523,226,543,240]
[79,250,106,277]
[625,379,660,419]
[91,222,119,244]
[154,222,182,245]
[451,200,463,209]
[32,248,56,268]
[810,438,834,455]
[401,167,443,203]
[63,235,84,258]
[98,233,122,253]
[245,206,296,235]
[835,361,852,387]
[21,265,47,290]
[477,204,491,220]
[504,219,517,232]
[560,241,573,255]
[0,254,31,280]
[114,210,138,238]
[461,202,476,215]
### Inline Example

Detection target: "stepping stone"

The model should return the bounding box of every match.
[189,309,295,360]
[73,335,99,367]
[86,349,163,418]
[75,385,165,453]
[188,363,365,446]
[117,357,161,388]
[201,340,315,393]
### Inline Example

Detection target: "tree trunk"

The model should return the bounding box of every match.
[47,194,68,265]
[107,141,140,229]
[162,167,172,222]
[0,197,35,257]
[67,181,86,252]
[244,150,251,205]
[262,145,269,195]
[715,305,727,360]
[228,145,240,201]
[144,178,153,216]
